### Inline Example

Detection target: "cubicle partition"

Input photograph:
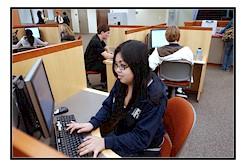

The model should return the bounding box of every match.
[184,21,230,64]
[12,40,120,158]
[125,26,151,43]
[12,40,86,105]
[184,20,230,27]
[107,24,167,48]
[12,24,62,44]
[104,26,212,101]
[107,25,144,48]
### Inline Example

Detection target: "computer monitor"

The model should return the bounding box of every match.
[25,27,41,39]
[150,28,169,48]
[24,58,55,139]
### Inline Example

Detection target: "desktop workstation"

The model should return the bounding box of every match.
[12,40,120,158]
[184,20,230,65]
[104,25,212,102]
[12,24,63,45]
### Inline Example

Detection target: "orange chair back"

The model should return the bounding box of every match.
[162,97,196,157]
[160,133,172,157]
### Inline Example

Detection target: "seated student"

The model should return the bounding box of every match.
[60,24,75,41]
[148,25,193,99]
[13,29,48,49]
[84,24,113,85]
[66,40,168,157]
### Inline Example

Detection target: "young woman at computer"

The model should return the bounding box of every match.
[13,29,48,49]
[66,40,168,157]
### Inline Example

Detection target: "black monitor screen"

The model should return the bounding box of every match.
[151,29,169,48]
[24,58,54,138]
[25,27,41,39]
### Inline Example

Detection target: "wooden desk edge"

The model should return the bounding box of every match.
[12,127,68,158]
[103,59,113,65]
[83,88,109,96]
[91,128,121,158]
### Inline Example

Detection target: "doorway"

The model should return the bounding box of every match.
[96,9,110,26]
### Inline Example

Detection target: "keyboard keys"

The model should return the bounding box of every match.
[55,115,88,158]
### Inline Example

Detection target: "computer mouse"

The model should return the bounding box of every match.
[54,107,69,115]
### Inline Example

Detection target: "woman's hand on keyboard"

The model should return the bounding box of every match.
[77,136,105,158]
[66,122,93,134]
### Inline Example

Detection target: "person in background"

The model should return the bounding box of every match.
[84,24,113,85]
[63,12,70,26]
[219,18,234,72]
[55,12,64,24]
[37,10,45,24]
[66,40,168,157]
[13,29,48,49]
[61,24,75,41]
[148,25,194,99]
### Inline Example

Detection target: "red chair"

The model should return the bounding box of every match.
[160,97,196,157]
[86,71,106,90]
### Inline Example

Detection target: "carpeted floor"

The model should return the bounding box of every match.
[79,33,235,158]
[180,65,234,158]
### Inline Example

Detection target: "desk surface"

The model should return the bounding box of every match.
[55,89,108,123]
[104,56,207,65]
[55,88,120,158]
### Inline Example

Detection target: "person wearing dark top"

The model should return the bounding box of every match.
[37,10,45,24]
[66,40,168,157]
[84,24,113,83]
[63,12,70,26]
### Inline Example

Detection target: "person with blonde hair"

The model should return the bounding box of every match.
[148,25,194,99]
[61,24,75,41]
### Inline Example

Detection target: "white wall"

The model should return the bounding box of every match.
[110,9,136,25]
[87,9,97,33]
[78,9,88,34]
[71,9,80,33]
[177,9,195,26]
[135,9,167,26]
[18,9,33,24]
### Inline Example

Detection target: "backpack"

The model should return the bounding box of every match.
[222,26,234,42]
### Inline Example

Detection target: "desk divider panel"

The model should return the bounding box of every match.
[12,24,62,44]
[107,25,144,48]
[178,27,212,59]
[184,20,230,27]
[12,40,86,105]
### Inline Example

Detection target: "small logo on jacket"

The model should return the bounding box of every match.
[131,108,142,119]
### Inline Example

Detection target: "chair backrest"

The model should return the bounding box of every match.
[160,132,172,157]
[161,97,196,157]
[159,60,193,82]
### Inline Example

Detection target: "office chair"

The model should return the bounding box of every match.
[86,71,106,90]
[159,60,193,98]
[160,97,196,157]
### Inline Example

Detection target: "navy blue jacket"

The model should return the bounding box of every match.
[89,73,168,157]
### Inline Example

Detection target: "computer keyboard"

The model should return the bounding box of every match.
[55,115,88,158]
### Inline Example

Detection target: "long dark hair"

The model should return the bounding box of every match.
[101,40,152,136]
[25,29,34,46]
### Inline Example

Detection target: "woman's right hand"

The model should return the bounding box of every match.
[66,121,93,134]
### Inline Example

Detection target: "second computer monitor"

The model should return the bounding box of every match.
[25,27,41,39]
[24,58,55,139]
[151,28,169,48]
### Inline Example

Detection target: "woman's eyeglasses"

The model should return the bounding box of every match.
[114,63,129,70]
